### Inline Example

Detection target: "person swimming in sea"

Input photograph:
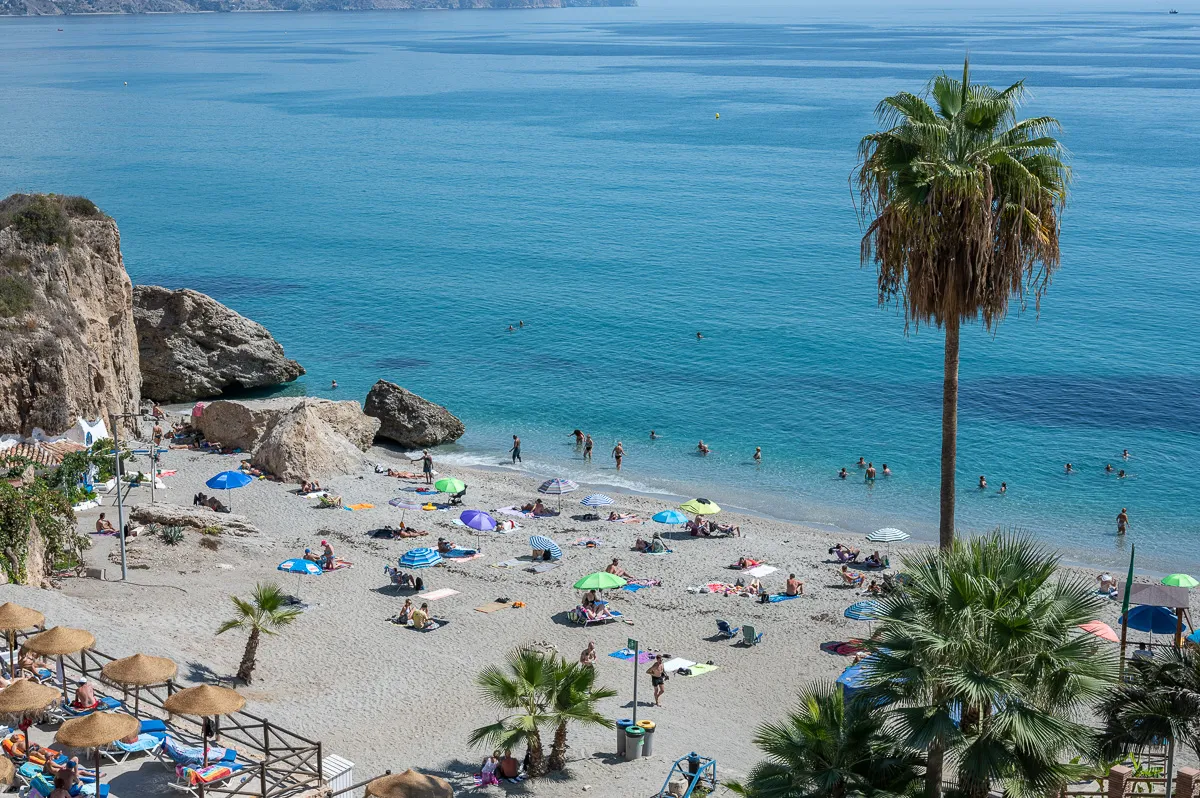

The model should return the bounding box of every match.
[649,430,658,440]
[331,380,337,390]
[1065,463,1074,474]
[1123,449,1131,460]
[697,440,711,455]
[696,332,703,339]
[519,320,524,328]
[979,475,987,490]
[508,325,514,332]
[1105,463,1114,473]
[999,482,1007,494]
[881,463,891,476]
[856,457,866,469]
[753,447,762,464]
[865,462,876,480]
[1118,469,1127,479]
[838,468,848,479]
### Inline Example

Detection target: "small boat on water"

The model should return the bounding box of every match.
[1169,8,1178,13]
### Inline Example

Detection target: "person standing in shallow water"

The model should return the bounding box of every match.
[1117,508,1129,535]
[753,447,762,464]
[509,435,521,464]
[612,441,624,471]
[584,435,593,461]
[571,429,584,447]
[865,462,876,480]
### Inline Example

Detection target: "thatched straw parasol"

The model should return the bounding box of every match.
[0,754,12,786]
[0,679,61,714]
[56,711,139,795]
[23,626,95,702]
[0,603,44,675]
[164,684,246,767]
[364,769,454,798]
[101,653,177,713]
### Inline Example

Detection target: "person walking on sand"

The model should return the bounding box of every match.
[753,447,762,464]
[612,441,625,471]
[509,435,522,464]
[584,434,593,461]
[647,654,666,706]
[411,449,434,485]
[1117,508,1129,535]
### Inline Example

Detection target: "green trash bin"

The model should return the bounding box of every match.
[637,719,656,756]
[615,718,633,757]
[624,725,645,761]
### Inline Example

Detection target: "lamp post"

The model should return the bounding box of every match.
[107,411,145,581]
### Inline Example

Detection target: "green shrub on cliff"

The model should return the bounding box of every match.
[0,193,107,248]
[0,276,33,317]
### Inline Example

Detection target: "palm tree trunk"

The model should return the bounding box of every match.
[939,315,960,551]
[547,721,568,772]
[925,739,944,798]
[526,730,546,777]
[237,628,260,684]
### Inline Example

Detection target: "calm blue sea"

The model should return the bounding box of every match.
[3,2,1198,571]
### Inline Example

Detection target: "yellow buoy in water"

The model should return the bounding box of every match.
[715,113,720,119]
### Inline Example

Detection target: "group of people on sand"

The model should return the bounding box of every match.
[518,499,557,517]
[687,517,740,537]
[633,533,669,553]
[391,599,442,631]
[302,539,336,570]
[476,749,525,786]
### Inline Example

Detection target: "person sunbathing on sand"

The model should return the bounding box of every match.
[864,551,883,568]
[95,513,116,534]
[531,500,557,516]
[606,558,632,578]
[830,543,860,562]
[436,538,456,554]
[840,565,865,587]
[737,557,762,569]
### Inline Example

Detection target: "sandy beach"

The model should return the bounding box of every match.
[0,425,1168,798]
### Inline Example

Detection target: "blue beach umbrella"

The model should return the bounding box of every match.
[1122,605,1184,635]
[399,547,442,569]
[580,494,614,508]
[278,557,321,600]
[653,510,688,525]
[844,600,879,621]
[460,510,497,532]
[205,470,253,510]
[836,659,871,700]
[528,535,562,560]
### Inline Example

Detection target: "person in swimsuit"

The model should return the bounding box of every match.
[571,430,584,446]
[865,463,876,480]
[411,450,434,485]
[882,463,891,476]
[1118,470,1127,479]
[753,447,762,464]
[331,380,337,390]
[647,655,666,706]
[1105,463,1114,473]
[999,482,1007,494]
[1065,463,1074,473]
[584,435,593,461]
[579,641,597,668]
[606,558,631,578]
[320,539,335,569]
[697,440,710,455]
[507,325,514,332]
[1123,449,1130,460]
[838,468,848,479]
[612,441,624,471]
[649,430,657,440]
[696,332,703,339]
[785,573,803,596]
[978,475,987,490]
[1117,508,1129,535]
[95,513,116,534]
[856,457,866,468]
[510,435,522,464]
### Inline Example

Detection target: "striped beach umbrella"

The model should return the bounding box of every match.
[653,510,688,525]
[528,535,562,560]
[538,477,578,509]
[580,494,614,508]
[843,600,879,621]
[399,547,442,569]
[867,528,909,543]
[388,497,422,523]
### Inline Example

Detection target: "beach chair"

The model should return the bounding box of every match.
[102,720,166,762]
[58,695,124,719]
[158,736,238,770]
[170,762,246,795]
[716,620,739,639]
[742,625,764,647]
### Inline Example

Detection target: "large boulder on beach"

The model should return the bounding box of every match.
[0,194,141,437]
[128,502,260,537]
[133,285,304,402]
[196,397,379,452]
[252,402,366,481]
[364,380,464,448]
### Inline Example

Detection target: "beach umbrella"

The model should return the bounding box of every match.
[843,601,880,621]
[538,478,578,509]
[1078,621,1120,643]
[460,510,497,532]
[56,710,139,796]
[0,679,61,715]
[835,659,871,701]
[574,572,627,591]
[0,602,44,676]
[388,497,422,524]
[164,684,246,767]
[25,626,95,702]
[679,498,720,515]
[580,494,614,508]
[528,535,562,561]
[399,547,442,569]
[1122,605,1183,635]
[365,769,453,798]
[101,653,177,713]
[866,526,910,557]
[0,755,12,787]
[652,510,688,525]
[205,470,253,510]
[434,478,465,496]
[1162,573,1199,588]
[279,558,323,601]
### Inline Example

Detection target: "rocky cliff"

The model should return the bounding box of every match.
[133,285,304,402]
[2,0,631,14]
[0,194,141,437]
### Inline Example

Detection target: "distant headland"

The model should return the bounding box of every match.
[2,0,633,15]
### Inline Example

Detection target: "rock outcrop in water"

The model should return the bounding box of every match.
[2,0,632,15]
[0,194,141,437]
[133,285,304,402]
[364,379,465,449]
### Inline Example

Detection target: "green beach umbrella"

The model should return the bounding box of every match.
[574,572,627,590]
[1162,573,1199,588]
[434,477,465,495]
[680,498,720,515]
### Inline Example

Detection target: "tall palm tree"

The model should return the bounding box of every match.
[469,647,556,777]
[1098,649,1200,795]
[545,658,617,772]
[855,58,1069,549]
[216,582,301,684]
[864,532,1115,798]
[730,682,924,798]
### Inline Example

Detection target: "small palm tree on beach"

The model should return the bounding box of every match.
[855,58,1069,550]
[864,532,1115,798]
[469,647,556,777]
[545,658,617,772]
[216,582,301,685]
[730,682,924,798]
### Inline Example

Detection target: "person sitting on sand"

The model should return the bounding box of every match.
[831,543,860,562]
[633,537,650,552]
[866,579,882,595]
[499,750,520,780]
[785,573,804,596]
[580,641,597,668]
[864,551,883,568]
[302,548,320,563]
[840,565,865,587]
[436,538,455,555]
[606,558,631,578]
[410,602,436,631]
[478,753,501,787]
[648,534,668,554]
[687,517,708,537]
[711,521,741,537]
[71,679,97,710]
[1098,572,1117,596]
[95,513,116,534]
[396,599,415,625]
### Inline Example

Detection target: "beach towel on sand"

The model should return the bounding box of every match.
[325,559,354,570]
[491,558,527,569]
[745,565,777,578]
[526,561,561,574]
[609,649,654,663]
[475,601,512,614]
[663,658,695,673]
[419,588,460,601]
[344,503,374,511]
[678,663,718,677]
[442,548,478,559]
[497,506,533,518]
[769,594,800,603]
